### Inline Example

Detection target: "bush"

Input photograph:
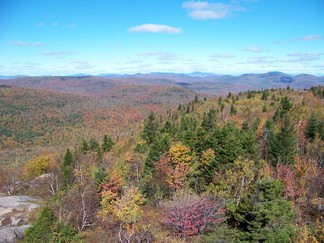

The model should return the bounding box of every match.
[160,190,225,239]
[24,207,81,242]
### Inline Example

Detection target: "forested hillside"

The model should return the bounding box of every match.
[0,86,323,242]
[0,85,195,163]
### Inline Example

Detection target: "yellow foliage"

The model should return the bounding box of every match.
[296,226,318,243]
[98,190,117,218]
[23,155,55,180]
[200,148,216,167]
[113,186,145,224]
[169,143,192,164]
[212,159,264,204]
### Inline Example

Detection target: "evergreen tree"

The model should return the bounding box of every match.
[268,115,297,165]
[201,109,217,132]
[241,130,260,161]
[141,112,158,145]
[252,118,260,132]
[161,120,177,135]
[194,127,209,156]
[80,138,89,154]
[209,123,243,168]
[24,207,80,242]
[102,134,114,152]
[230,103,237,115]
[194,95,199,103]
[144,133,171,174]
[61,148,74,187]
[279,96,293,117]
[305,112,318,141]
[24,207,54,242]
[261,89,269,100]
[229,178,295,242]
[242,120,249,131]
[178,116,197,149]
[88,137,99,151]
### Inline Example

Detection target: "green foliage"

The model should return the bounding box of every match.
[178,115,197,149]
[61,148,74,187]
[24,207,54,242]
[268,115,297,165]
[144,133,171,174]
[24,207,81,242]
[306,112,319,141]
[141,112,159,145]
[230,103,237,115]
[209,123,243,168]
[80,138,89,154]
[228,178,295,242]
[92,166,107,185]
[101,134,114,152]
[201,108,217,132]
[279,96,293,117]
[261,90,269,101]
[160,119,177,135]
[203,223,240,243]
[241,130,259,161]
[88,137,99,151]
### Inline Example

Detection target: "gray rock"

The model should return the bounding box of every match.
[0,225,31,243]
[0,196,39,242]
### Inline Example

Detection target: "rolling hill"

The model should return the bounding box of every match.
[1,72,323,97]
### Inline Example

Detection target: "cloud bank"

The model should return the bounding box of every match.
[128,24,182,34]
[182,1,244,20]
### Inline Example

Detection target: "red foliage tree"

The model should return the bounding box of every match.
[272,163,296,200]
[160,191,225,238]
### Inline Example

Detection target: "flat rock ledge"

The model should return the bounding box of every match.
[0,195,40,242]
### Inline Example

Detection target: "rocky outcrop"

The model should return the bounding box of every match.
[0,195,39,242]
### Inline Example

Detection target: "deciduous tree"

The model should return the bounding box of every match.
[160,190,225,239]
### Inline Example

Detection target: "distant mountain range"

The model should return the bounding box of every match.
[0,72,323,96]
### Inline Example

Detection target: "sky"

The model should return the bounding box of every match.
[0,0,324,76]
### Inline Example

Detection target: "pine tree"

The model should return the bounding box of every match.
[230,103,237,115]
[102,134,114,152]
[194,95,199,103]
[80,138,89,154]
[241,130,259,161]
[141,112,158,145]
[209,123,243,168]
[201,109,217,132]
[305,112,318,141]
[229,178,295,242]
[88,137,99,151]
[279,96,293,117]
[61,148,74,187]
[268,115,297,165]
[261,90,269,100]
[144,133,171,174]
[178,116,197,149]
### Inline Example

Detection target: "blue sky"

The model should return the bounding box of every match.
[1,0,324,76]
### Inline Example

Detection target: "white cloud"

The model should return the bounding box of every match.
[138,51,178,61]
[287,52,323,57]
[183,1,244,20]
[301,35,323,41]
[10,41,43,47]
[243,47,264,53]
[247,56,274,64]
[72,61,95,70]
[210,54,235,58]
[41,51,77,56]
[128,24,182,34]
